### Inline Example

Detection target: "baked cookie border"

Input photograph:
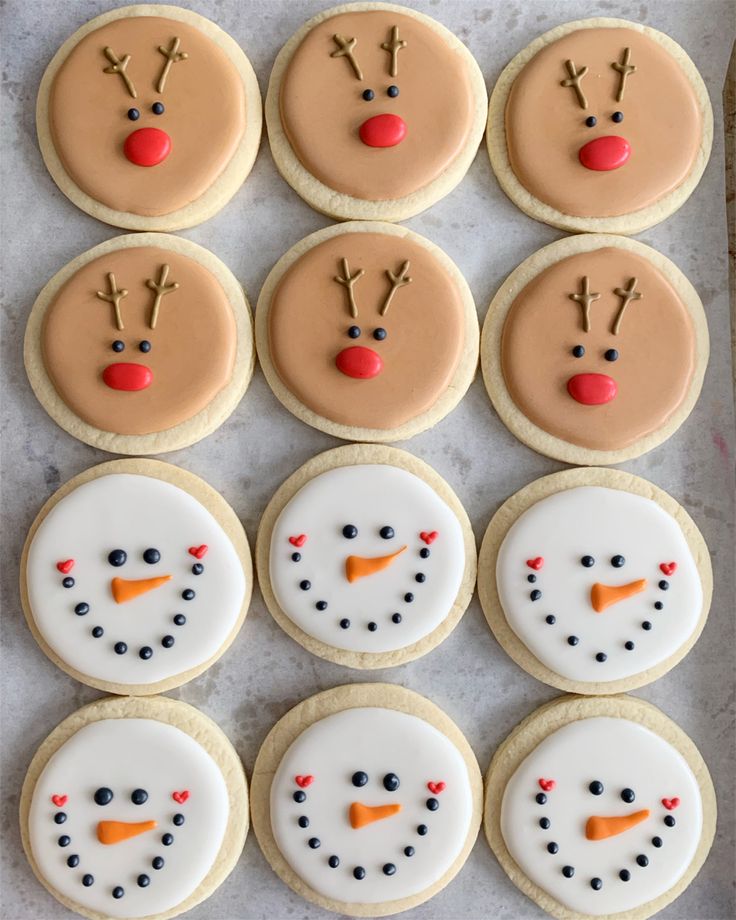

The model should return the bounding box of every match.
[480,233,709,465]
[486,17,713,235]
[477,467,713,695]
[251,682,483,917]
[19,457,253,696]
[265,2,488,222]
[255,444,477,669]
[36,3,263,231]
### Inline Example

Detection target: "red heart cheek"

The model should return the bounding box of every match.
[51,794,68,807]
[295,775,314,788]
[56,560,75,574]
[172,790,190,804]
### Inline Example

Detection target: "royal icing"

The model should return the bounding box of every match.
[269,464,465,653]
[500,716,702,915]
[496,486,703,683]
[26,473,246,686]
[28,718,230,918]
[270,707,473,903]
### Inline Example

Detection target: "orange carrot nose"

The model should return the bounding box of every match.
[345,546,407,583]
[97,819,157,845]
[590,579,647,613]
[585,809,650,840]
[349,802,402,829]
[111,575,172,604]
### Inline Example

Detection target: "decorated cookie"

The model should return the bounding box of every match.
[21,459,251,695]
[256,444,475,668]
[251,683,482,916]
[487,18,713,234]
[266,3,487,221]
[37,5,261,230]
[485,695,716,920]
[21,695,248,920]
[24,233,254,454]
[256,222,478,441]
[478,467,712,694]
[481,234,708,465]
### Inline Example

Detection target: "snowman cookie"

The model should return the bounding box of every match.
[256,222,478,441]
[487,18,712,234]
[21,458,251,695]
[37,5,261,230]
[256,444,475,668]
[266,3,487,221]
[478,467,712,695]
[481,234,708,465]
[251,683,482,916]
[485,695,716,920]
[24,233,254,454]
[21,695,248,920]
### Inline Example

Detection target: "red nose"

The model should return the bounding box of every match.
[567,373,617,405]
[335,346,383,379]
[124,127,172,167]
[103,363,153,391]
[578,135,630,171]
[359,114,407,148]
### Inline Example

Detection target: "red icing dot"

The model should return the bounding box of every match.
[526,557,544,571]
[659,562,677,576]
[538,778,556,792]
[102,362,153,391]
[567,373,617,405]
[335,346,383,379]
[661,796,680,810]
[289,535,307,547]
[56,559,75,574]
[51,794,68,807]
[124,127,172,167]
[295,775,314,788]
[578,135,631,171]
[420,531,438,545]
[359,113,407,148]
[188,545,208,559]
[172,790,190,804]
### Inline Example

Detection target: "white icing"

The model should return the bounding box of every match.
[28,718,230,918]
[500,716,702,916]
[270,707,473,904]
[26,473,246,685]
[269,464,465,653]
[496,486,702,683]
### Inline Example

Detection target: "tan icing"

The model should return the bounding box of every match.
[49,16,245,217]
[42,247,236,435]
[505,27,702,218]
[500,248,695,451]
[279,10,474,201]
[268,232,464,430]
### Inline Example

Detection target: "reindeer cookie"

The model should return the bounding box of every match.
[481,234,708,465]
[37,5,261,230]
[21,459,251,695]
[21,695,248,920]
[256,444,475,668]
[266,3,487,221]
[485,695,716,920]
[478,467,712,695]
[24,233,254,454]
[487,18,713,234]
[256,222,478,441]
[251,683,482,916]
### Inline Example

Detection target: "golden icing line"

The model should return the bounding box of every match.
[560,58,588,109]
[612,47,636,102]
[381,25,407,78]
[331,34,362,81]
[96,272,128,331]
[569,275,600,333]
[334,258,364,318]
[102,46,137,99]
[380,261,412,316]
[156,37,189,94]
[146,264,180,329]
[612,277,643,335]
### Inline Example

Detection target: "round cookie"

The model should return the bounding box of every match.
[256,221,479,441]
[251,683,482,916]
[478,467,712,695]
[480,234,708,465]
[487,18,713,234]
[37,5,262,230]
[256,444,475,668]
[266,3,487,221]
[20,458,252,695]
[20,695,248,920]
[24,233,254,454]
[484,694,716,920]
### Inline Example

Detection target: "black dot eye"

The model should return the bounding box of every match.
[139,340,152,353]
[131,788,148,805]
[127,108,140,121]
[383,773,400,792]
[112,340,125,353]
[589,780,604,795]
[585,115,597,127]
[143,548,160,565]
[572,344,585,358]
[621,788,635,803]
[108,549,127,567]
[352,771,368,787]
[373,327,387,341]
[94,787,113,805]
[611,555,626,568]
[348,325,361,339]
[581,555,595,568]
[342,525,358,539]
[379,526,394,539]
[612,111,624,123]
[387,85,399,98]
[362,89,374,101]
[604,348,619,362]
[152,102,165,115]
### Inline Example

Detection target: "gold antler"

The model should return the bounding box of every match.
[156,37,188,93]
[612,278,642,334]
[380,261,412,316]
[103,47,137,99]
[146,265,179,329]
[331,34,363,80]
[334,258,364,318]
[96,273,128,331]
[561,59,588,109]
[611,47,636,102]
[381,25,407,78]
[569,276,600,333]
